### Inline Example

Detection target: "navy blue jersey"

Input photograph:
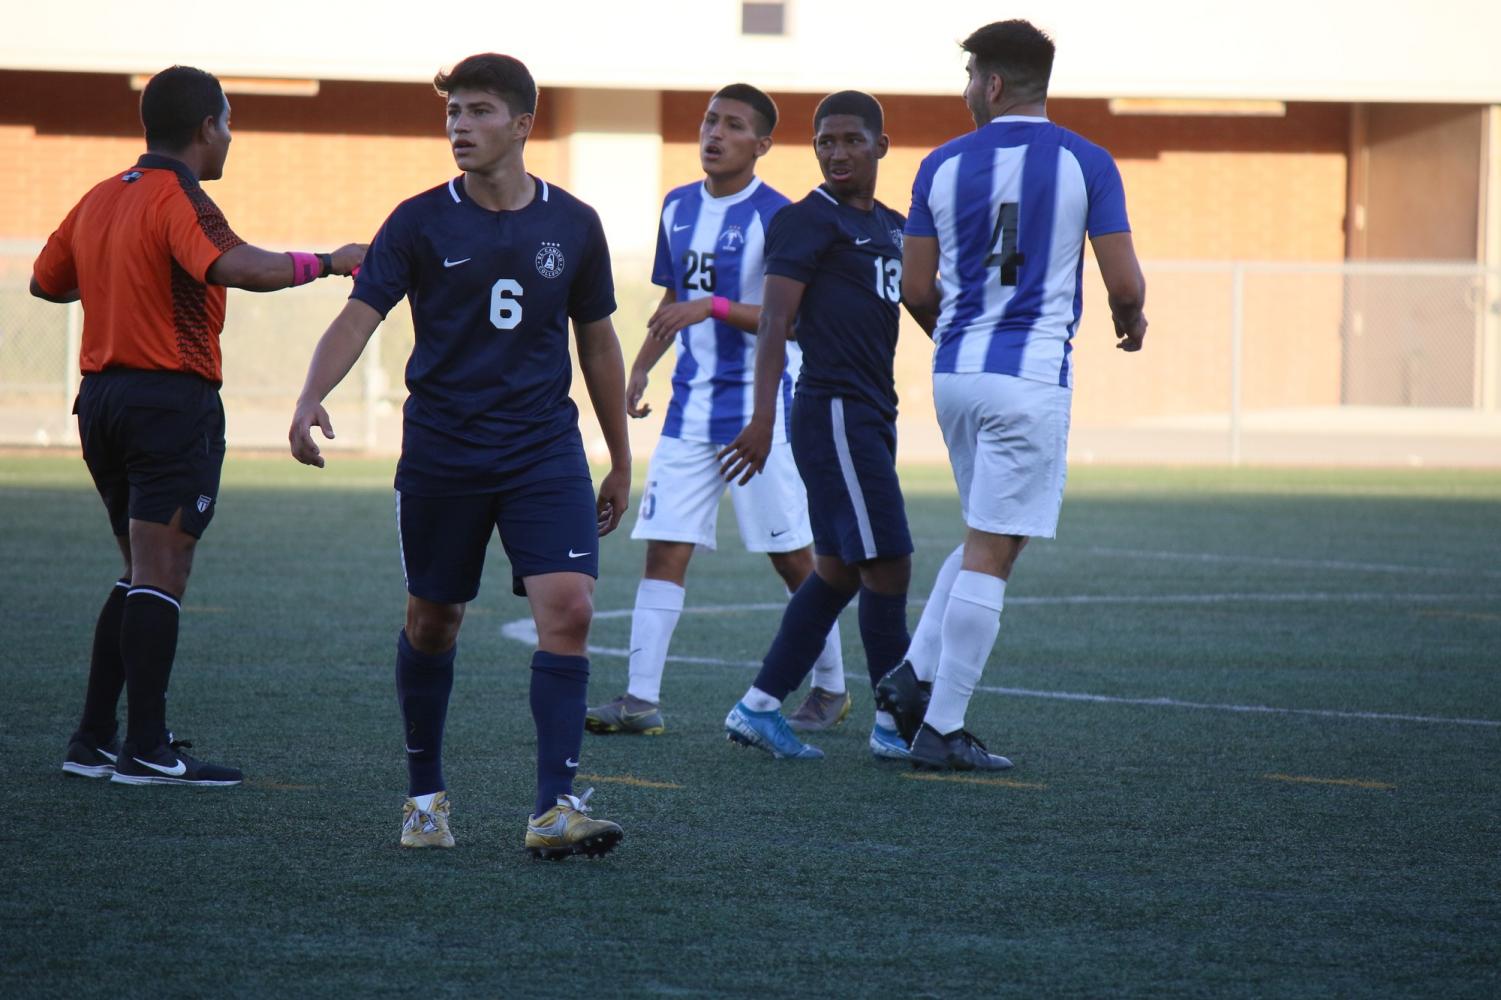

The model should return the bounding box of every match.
[353,175,616,496]
[763,187,906,419]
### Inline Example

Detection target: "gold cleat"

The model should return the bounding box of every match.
[786,686,853,732]
[400,791,455,848]
[525,788,623,860]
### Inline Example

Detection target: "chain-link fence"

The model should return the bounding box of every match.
[3,245,1499,466]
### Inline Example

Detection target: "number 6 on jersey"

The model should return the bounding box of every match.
[490,277,523,330]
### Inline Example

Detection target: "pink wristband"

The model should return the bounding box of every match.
[288,251,323,286]
[710,295,731,321]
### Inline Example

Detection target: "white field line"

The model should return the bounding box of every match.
[1082,545,1501,579]
[499,593,1501,729]
[975,685,1501,728]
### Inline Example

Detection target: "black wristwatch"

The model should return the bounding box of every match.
[317,252,334,277]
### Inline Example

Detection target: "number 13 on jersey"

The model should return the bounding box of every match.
[872,257,901,303]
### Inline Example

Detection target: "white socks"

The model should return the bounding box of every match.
[797,587,846,694]
[923,570,1005,735]
[626,578,685,705]
[741,687,781,712]
[906,544,965,683]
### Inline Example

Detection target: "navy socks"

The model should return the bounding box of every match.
[396,629,456,798]
[857,587,909,689]
[530,650,590,817]
[751,573,856,701]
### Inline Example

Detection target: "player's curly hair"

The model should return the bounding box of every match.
[814,91,884,136]
[434,54,538,117]
[140,66,225,151]
[963,19,1055,102]
[711,83,778,137]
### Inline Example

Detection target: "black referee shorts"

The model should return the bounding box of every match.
[74,369,226,539]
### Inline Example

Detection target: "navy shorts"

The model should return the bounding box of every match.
[790,392,912,564]
[74,370,226,539]
[397,475,600,603]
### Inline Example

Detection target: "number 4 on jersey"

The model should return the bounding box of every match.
[984,202,1024,286]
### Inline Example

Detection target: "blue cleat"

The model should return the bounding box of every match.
[868,723,910,761]
[725,702,825,760]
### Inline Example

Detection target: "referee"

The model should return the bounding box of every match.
[31,65,366,786]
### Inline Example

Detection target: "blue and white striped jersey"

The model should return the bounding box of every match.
[652,177,796,444]
[907,116,1130,388]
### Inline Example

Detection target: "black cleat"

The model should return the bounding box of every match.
[62,732,122,779]
[110,738,243,787]
[874,660,931,746]
[908,723,1013,772]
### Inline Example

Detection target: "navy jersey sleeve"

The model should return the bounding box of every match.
[764,203,831,285]
[349,204,415,317]
[568,207,617,324]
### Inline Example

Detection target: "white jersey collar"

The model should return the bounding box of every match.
[699,175,763,206]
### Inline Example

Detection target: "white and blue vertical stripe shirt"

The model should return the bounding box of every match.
[907,116,1130,388]
[652,177,796,444]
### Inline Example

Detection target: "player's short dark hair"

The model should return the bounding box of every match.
[814,91,884,136]
[711,83,778,136]
[962,19,1055,102]
[140,66,226,151]
[433,53,538,117]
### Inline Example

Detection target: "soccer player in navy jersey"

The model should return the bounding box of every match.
[288,54,631,858]
[718,91,937,761]
[877,20,1148,771]
[585,84,849,740]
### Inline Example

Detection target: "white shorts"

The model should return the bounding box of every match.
[631,435,813,552]
[934,371,1072,539]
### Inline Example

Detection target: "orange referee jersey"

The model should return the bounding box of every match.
[32,153,246,385]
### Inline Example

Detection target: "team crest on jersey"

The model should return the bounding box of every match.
[890,228,904,250]
[718,225,745,253]
[121,171,142,184]
[535,242,566,279]
[196,495,213,513]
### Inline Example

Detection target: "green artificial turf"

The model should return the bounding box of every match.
[2,454,1498,998]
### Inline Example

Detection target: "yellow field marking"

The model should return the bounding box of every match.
[1263,773,1396,790]
[576,772,684,790]
[182,606,228,614]
[246,780,318,791]
[1416,609,1501,623]
[900,772,1045,789]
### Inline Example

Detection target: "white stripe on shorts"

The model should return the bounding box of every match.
[394,491,409,590]
[830,398,877,560]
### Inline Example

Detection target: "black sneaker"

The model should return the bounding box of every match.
[62,732,122,779]
[110,738,243,787]
[908,723,1013,772]
[874,660,932,746]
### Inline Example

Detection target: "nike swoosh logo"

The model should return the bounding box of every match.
[99,748,118,762]
[770,528,789,537]
[673,224,692,232]
[568,549,591,558]
[405,746,424,754]
[529,814,568,837]
[134,756,186,777]
[565,757,580,768]
[443,257,471,267]
[854,237,872,245]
